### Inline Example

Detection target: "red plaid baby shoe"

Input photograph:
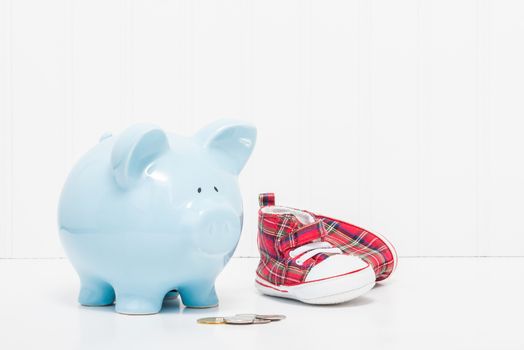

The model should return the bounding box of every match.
[255,193,397,304]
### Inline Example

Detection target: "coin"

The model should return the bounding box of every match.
[252,318,272,324]
[197,317,225,325]
[235,313,257,319]
[198,314,285,325]
[232,314,257,321]
[255,314,286,321]
[236,313,286,321]
[224,315,255,325]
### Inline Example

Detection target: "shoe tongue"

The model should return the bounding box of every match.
[292,210,316,225]
[261,206,316,225]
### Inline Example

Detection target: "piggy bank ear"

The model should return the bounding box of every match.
[197,119,257,174]
[111,123,169,189]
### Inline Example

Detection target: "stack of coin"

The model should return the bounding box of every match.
[197,314,286,325]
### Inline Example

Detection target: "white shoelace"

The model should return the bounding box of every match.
[289,241,342,266]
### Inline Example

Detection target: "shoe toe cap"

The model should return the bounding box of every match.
[305,255,373,282]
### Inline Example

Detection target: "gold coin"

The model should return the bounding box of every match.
[197,317,225,325]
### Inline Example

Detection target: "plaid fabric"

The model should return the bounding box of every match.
[256,193,396,286]
[258,193,275,207]
[317,215,395,281]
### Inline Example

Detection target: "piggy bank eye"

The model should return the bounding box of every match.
[197,187,202,193]
[214,186,219,192]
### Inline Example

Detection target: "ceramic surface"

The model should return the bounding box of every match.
[58,120,256,314]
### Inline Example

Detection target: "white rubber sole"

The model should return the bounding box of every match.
[255,264,376,305]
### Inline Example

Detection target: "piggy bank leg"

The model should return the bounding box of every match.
[78,276,115,306]
[179,282,218,308]
[114,287,166,315]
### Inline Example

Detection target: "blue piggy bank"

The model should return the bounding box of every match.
[58,120,256,314]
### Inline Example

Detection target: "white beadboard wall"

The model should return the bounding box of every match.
[1,0,524,258]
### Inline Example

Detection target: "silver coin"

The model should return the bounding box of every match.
[254,314,286,321]
[224,316,255,325]
[235,313,286,322]
[252,318,272,324]
[235,313,258,319]
[231,314,257,321]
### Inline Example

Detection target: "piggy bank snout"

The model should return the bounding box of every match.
[195,207,241,255]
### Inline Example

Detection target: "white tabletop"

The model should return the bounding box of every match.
[1,257,522,350]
